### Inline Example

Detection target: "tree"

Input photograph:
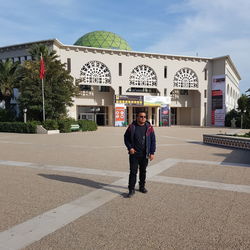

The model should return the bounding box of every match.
[0,59,20,110]
[244,89,250,128]
[17,45,79,121]
[236,92,250,129]
[246,89,250,111]
[237,94,248,113]
[224,109,240,127]
[28,43,58,61]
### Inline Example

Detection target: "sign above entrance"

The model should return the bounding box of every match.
[144,96,171,106]
[115,95,143,106]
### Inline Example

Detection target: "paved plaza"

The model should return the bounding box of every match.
[0,127,249,250]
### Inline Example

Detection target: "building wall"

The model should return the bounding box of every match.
[54,43,211,125]
[225,60,240,112]
[0,39,241,127]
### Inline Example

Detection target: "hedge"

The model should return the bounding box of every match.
[42,119,59,130]
[0,122,37,133]
[78,120,97,131]
[57,119,72,133]
[0,119,98,134]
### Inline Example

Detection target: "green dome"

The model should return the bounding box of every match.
[74,31,132,51]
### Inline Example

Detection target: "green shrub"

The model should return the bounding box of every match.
[0,109,16,122]
[78,120,97,131]
[225,109,240,127]
[0,121,37,133]
[57,119,74,133]
[42,119,58,130]
[243,115,250,129]
[243,131,250,137]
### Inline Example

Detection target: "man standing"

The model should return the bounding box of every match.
[124,111,156,198]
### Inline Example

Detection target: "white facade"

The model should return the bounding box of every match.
[0,39,241,126]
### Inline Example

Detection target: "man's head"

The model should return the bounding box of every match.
[136,111,147,126]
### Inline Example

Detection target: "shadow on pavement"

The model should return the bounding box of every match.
[38,174,128,197]
[188,141,250,165]
[214,149,250,165]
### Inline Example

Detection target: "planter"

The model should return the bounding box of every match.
[203,134,250,150]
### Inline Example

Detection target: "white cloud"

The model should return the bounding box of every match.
[146,0,250,92]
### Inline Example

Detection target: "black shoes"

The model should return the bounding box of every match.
[127,189,135,198]
[139,187,148,193]
[127,187,148,198]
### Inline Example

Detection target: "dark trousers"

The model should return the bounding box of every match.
[128,153,148,190]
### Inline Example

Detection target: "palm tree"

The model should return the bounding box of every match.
[0,59,20,109]
[28,44,58,62]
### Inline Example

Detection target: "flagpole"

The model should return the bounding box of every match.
[40,53,45,121]
[42,77,45,121]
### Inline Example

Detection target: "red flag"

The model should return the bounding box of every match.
[40,56,45,79]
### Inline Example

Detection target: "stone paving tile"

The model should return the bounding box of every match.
[217,192,250,250]
[24,182,247,250]
[1,127,249,249]
[0,128,249,169]
[160,162,250,185]
[0,165,118,231]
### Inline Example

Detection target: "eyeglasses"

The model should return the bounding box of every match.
[139,116,146,118]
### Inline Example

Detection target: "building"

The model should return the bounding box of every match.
[0,31,241,126]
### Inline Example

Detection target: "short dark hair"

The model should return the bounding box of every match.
[136,110,146,117]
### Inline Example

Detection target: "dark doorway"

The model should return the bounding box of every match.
[171,108,177,125]
[96,114,105,125]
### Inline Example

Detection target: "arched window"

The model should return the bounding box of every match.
[79,61,111,84]
[173,68,198,88]
[129,65,157,87]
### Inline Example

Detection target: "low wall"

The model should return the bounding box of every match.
[203,134,250,150]
[36,125,60,134]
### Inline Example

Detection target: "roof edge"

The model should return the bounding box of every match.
[0,39,241,77]
[0,39,62,51]
[212,55,241,80]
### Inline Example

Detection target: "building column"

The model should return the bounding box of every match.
[128,106,133,124]
[148,107,152,124]
[155,107,160,127]
[108,106,113,126]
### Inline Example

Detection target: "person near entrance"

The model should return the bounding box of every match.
[124,111,156,198]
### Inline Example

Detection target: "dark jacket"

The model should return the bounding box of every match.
[124,121,156,157]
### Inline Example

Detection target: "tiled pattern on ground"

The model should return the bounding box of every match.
[0,165,118,231]
[0,127,250,250]
[25,183,250,250]
[160,162,250,185]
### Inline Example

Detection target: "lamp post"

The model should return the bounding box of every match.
[23,108,27,123]
[90,107,100,122]
[241,109,246,129]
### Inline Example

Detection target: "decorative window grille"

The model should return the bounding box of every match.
[129,65,157,87]
[80,61,111,84]
[173,68,198,88]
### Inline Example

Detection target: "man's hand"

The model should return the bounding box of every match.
[149,154,154,161]
[129,148,136,154]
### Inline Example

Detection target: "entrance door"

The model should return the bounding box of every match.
[96,114,105,125]
[80,113,94,121]
[171,108,177,125]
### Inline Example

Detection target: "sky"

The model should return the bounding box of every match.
[0,0,249,93]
